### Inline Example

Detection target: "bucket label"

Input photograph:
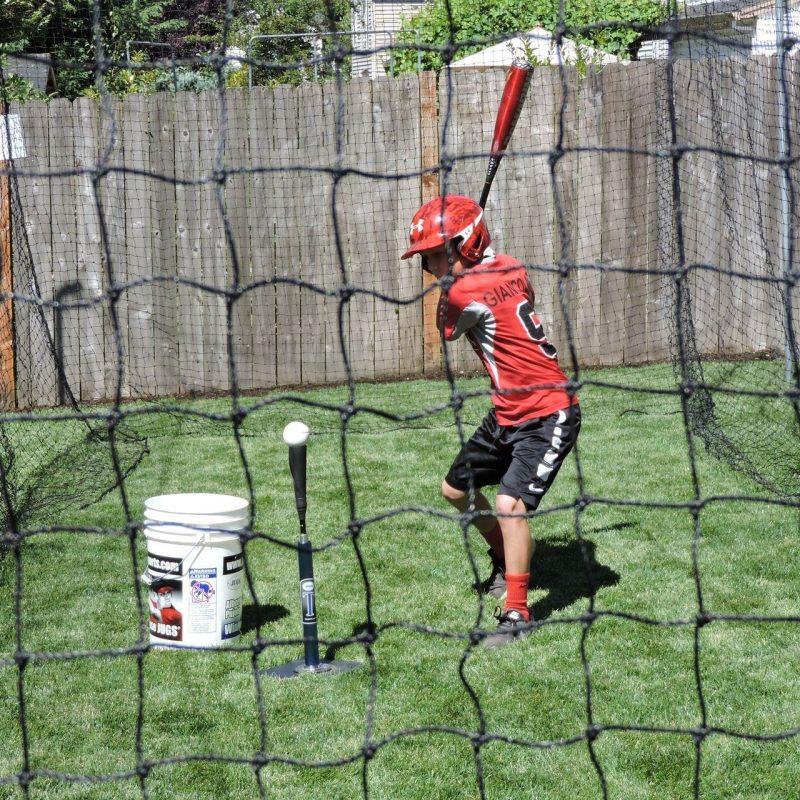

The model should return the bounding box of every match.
[147,551,183,577]
[222,594,242,639]
[148,578,183,642]
[223,553,244,575]
[189,568,217,633]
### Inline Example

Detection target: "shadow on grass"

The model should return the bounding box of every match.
[529,536,621,621]
[320,528,624,659]
[323,622,372,664]
[242,602,290,634]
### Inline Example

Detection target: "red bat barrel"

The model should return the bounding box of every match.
[479,64,533,208]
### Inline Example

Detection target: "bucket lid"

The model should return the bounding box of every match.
[144,493,249,528]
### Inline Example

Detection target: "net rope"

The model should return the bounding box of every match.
[1,2,799,798]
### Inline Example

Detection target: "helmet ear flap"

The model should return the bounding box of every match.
[457,225,490,262]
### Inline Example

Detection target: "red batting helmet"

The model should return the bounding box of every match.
[401,195,491,262]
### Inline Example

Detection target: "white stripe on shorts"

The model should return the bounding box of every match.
[535,409,568,481]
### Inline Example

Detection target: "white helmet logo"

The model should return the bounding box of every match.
[410,219,424,236]
[455,209,482,243]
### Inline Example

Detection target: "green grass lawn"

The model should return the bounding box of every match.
[1,363,798,799]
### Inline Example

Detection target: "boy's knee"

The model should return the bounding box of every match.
[496,493,526,516]
[441,479,465,506]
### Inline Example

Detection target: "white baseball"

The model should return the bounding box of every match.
[282,421,310,446]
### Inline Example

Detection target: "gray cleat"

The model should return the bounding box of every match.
[483,607,532,649]
[480,549,507,600]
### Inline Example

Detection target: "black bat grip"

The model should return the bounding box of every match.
[479,156,501,208]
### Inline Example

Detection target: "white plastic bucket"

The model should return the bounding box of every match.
[141,493,248,648]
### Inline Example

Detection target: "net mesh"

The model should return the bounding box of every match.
[0,1,799,797]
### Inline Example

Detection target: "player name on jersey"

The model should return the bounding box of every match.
[481,274,528,308]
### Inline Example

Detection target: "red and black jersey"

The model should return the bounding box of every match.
[437,252,577,426]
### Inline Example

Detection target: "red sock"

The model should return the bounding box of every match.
[480,522,505,562]
[505,573,530,620]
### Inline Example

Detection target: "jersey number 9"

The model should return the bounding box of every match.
[516,299,558,359]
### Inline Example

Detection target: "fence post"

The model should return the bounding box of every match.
[0,111,24,410]
[0,163,13,408]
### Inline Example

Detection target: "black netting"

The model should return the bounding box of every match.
[1,2,799,798]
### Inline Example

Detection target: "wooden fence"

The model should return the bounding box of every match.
[5,57,798,407]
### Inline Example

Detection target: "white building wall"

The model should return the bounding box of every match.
[638,3,800,60]
[351,0,426,77]
[751,10,800,53]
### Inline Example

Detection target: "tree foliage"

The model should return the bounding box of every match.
[0,0,352,96]
[247,0,352,86]
[391,0,668,73]
[0,0,668,97]
[0,0,185,98]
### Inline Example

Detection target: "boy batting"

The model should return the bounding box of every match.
[401,195,580,648]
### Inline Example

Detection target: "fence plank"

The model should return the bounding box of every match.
[198,91,229,393]
[393,72,424,378]
[73,97,106,402]
[646,62,675,364]
[338,77,377,383]
[225,89,254,393]
[5,105,26,410]
[48,99,79,406]
[751,56,784,355]
[550,69,578,373]
[150,92,179,397]
[247,87,277,390]
[788,54,800,361]
[573,70,604,366]
[272,83,303,387]
[122,93,156,399]
[624,62,658,365]
[12,100,56,409]
[599,64,631,368]
[296,81,331,385]
[519,67,560,277]
[318,81,349,386]
[419,70,440,375]
[675,59,723,360]
[174,91,205,395]
[304,82,350,383]
[715,59,750,357]
[369,75,402,380]
[98,97,126,400]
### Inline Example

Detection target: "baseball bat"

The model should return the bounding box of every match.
[478,63,533,209]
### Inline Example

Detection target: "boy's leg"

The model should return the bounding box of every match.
[442,410,509,597]
[441,480,504,559]
[441,480,507,598]
[495,493,531,618]
[494,494,532,574]
[485,407,581,647]
[483,494,532,648]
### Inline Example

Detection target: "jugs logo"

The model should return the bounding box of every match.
[190,580,215,603]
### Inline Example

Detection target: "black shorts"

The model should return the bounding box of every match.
[445,405,581,511]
